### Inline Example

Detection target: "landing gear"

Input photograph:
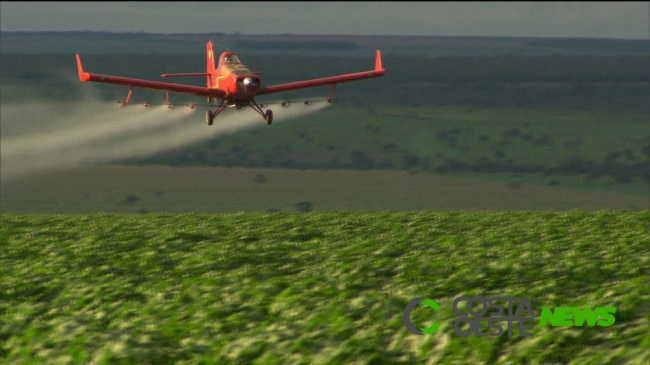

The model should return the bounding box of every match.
[205,98,273,126]
[249,98,274,125]
[205,110,214,126]
[265,109,273,125]
[205,99,227,127]
[327,84,337,104]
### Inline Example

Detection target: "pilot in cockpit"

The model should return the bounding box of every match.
[223,55,241,64]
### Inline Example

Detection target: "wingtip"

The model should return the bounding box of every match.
[76,54,90,82]
[375,50,383,71]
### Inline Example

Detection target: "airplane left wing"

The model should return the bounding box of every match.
[76,55,226,98]
[255,50,385,96]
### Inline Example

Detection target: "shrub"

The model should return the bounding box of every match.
[124,194,139,205]
[255,174,268,184]
[294,201,313,212]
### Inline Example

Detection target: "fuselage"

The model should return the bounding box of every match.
[211,52,261,101]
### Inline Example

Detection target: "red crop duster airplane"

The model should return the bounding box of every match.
[76,41,385,126]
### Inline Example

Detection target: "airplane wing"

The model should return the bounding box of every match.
[255,50,385,96]
[75,55,226,98]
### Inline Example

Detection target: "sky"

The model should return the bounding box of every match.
[1,2,648,39]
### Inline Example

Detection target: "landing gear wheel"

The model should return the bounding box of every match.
[206,110,214,126]
[265,109,273,125]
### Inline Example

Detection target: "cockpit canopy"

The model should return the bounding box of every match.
[220,52,241,65]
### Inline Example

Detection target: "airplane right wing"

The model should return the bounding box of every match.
[255,50,385,96]
[76,54,226,98]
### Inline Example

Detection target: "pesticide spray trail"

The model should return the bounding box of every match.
[1,98,329,181]
[2,103,184,158]
[68,101,331,163]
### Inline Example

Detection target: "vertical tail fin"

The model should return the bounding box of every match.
[375,50,383,71]
[207,41,215,87]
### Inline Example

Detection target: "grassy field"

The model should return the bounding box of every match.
[1,211,648,364]
[1,165,647,214]
[200,106,650,164]
[2,94,648,196]
[173,105,649,195]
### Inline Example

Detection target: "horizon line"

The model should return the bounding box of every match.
[0,30,646,41]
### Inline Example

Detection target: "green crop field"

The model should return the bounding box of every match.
[2,211,648,364]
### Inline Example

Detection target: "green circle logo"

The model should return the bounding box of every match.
[403,298,441,335]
